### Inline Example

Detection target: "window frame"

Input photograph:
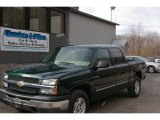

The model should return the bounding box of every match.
[50,9,65,34]
[2,7,25,29]
[0,7,66,34]
[29,7,47,33]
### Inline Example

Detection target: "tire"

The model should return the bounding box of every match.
[68,90,89,113]
[147,66,156,73]
[128,76,141,98]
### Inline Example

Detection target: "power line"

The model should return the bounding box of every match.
[119,24,160,28]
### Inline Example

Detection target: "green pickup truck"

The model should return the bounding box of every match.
[0,45,146,113]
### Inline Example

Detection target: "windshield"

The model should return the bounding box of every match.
[42,47,95,67]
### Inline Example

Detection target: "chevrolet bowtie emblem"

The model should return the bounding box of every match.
[17,81,25,87]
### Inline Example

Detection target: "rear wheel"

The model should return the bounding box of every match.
[147,66,156,73]
[128,76,141,97]
[68,90,89,113]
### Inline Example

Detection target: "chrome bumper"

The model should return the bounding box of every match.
[0,91,69,112]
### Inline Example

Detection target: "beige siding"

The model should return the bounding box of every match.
[68,11,116,45]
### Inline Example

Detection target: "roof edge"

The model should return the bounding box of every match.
[69,8,119,26]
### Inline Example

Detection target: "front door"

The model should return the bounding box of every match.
[91,48,117,100]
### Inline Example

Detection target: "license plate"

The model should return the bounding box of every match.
[0,93,5,98]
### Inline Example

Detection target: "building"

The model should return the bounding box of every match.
[0,7,118,63]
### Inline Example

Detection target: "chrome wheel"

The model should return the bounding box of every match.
[128,76,141,97]
[73,97,86,113]
[135,80,140,94]
[148,66,155,73]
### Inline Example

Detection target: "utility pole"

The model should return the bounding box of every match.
[111,6,116,21]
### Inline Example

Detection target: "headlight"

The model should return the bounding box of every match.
[2,73,8,88]
[40,79,58,95]
[41,79,58,86]
[3,73,8,80]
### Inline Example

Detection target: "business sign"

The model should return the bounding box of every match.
[0,27,49,52]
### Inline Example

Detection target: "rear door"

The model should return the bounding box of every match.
[109,48,130,90]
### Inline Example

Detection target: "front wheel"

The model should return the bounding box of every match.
[68,90,89,113]
[128,77,141,97]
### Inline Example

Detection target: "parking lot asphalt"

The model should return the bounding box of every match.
[0,73,160,113]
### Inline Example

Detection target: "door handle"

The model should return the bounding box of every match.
[91,76,100,80]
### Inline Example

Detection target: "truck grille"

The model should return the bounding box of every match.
[9,75,39,84]
[7,75,40,94]
[8,84,39,95]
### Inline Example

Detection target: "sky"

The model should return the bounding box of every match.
[79,7,160,35]
[1,0,160,35]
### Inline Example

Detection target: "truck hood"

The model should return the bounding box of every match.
[7,63,89,79]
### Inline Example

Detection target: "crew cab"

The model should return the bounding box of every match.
[0,45,146,113]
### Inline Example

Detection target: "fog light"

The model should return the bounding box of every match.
[2,81,8,88]
[40,87,57,95]
[40,88,53,94]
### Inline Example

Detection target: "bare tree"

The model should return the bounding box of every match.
[117,25,160,58]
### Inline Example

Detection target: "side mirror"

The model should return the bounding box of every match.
[95,59,110,68]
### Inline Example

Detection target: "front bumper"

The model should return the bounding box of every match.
[0,88,69,112]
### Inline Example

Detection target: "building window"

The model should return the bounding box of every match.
[30,7,46,32]
[51,10,64,34]
[3,7,24,29]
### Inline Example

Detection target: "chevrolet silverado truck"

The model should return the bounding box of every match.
[0,45,146,113]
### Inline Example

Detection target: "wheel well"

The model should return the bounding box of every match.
[71,84,91,99]
[135,71,142,79]
[147,65,155,69]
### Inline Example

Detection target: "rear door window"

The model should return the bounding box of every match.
[126,57,134,61]
[110,48,125,65]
